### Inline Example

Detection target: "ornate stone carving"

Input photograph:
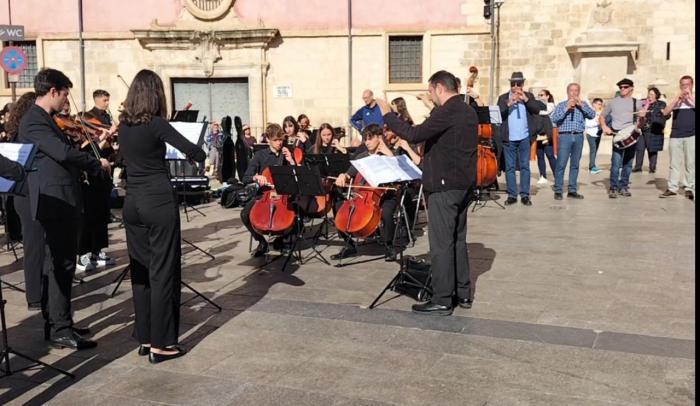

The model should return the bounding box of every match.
[192,31,222,77]
[591,0,613,27]
[184,0,234,21]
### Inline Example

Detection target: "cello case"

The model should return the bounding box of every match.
[220,116,236,182]
[233,116,250,182]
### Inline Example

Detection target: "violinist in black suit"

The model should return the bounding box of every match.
[17,68,110,349]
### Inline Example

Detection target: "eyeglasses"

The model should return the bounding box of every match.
[511,81,524,87]
[618,85,631,89]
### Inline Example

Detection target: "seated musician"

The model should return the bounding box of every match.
[332,124,400,262]
[385,125,420,233]
[283,115,309,151]
[309,123,348,154]
[241,123,297,257]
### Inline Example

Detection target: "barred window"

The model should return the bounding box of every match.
[388,36,423,84]
[3,41,38,88]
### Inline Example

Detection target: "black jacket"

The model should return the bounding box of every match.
[384,95,478,193]
[17,104,102,221]
[0,153,24,182]
[497,91,546,142]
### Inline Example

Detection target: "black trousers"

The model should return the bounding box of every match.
[123,191,181,348]
[41,217,79,337]
[427,189,472,306]
[15,196,52,307]
[633,131,659,171]
[78,176,111,255]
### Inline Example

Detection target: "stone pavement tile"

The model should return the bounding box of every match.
[99,366,248,405]
[333,399,399,406]
[594,331,694,359]
[47,389,165,406]
[226,383,350,406]
[386,328,526,360]
[485,388,635,406]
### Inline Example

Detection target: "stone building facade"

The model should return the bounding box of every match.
[0,0,694,138]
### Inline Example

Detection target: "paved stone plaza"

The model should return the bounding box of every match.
[0,138,694,405]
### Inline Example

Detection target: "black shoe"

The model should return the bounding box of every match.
[608,189,617,198]
[148,345,187,364]
[567,192,584,199]
[412,302,453,316]
[252,241,269,257]
[331,245,358,260]
[138,345,151,356]
[649,168,656,173]
[27,303,42,311]
[271,237,285,251]
[454,297,473,309]
[686,191,694,201]
[631,168,642,173]
[504,197,518,205]
[619,188,631,197]
[51,332,97,350]
[384,247,397,262]
[521,197,532,206]
[554,193,563,200]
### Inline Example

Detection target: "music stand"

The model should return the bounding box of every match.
[302,154,351,240]
[267,165,329,271]
[368,183,430,309]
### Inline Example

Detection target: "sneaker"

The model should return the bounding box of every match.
[659,190,677,198]
[96,252,116,267]
[537,176,549,185]
[590,167,601,175]
[619,188,631,197]
[76,255,97,273]
[608,189,617,199]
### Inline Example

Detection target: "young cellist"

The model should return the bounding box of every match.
[240,123,297,257]
[332,124,400,262]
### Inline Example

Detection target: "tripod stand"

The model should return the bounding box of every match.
[369,184,431,309]
[169,159,208,222]
[0,277,74,378]
[471,183,505,212]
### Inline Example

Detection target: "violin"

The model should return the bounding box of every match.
[334,173,388,238]
[249,167,296,236]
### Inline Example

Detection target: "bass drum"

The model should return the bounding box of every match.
[612,125,641,149]
[476,144,498,188]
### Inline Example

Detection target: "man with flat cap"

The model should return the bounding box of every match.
[600,78,638,198]
[497,72,546,206]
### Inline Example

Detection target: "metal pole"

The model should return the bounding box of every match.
[8,0,15,102]
[496,3,502,96]
[488,1,496,104]
[78,0,86,112]
[347,0,352,144]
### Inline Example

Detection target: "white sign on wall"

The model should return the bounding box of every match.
[273,85,293,98]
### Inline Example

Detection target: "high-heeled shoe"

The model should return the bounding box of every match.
[138,345,151,356]
[148,345,187,364]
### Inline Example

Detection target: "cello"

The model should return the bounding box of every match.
[334,173,390,238]
[248,166,296,236]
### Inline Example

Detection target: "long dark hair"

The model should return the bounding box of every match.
[312,123,335,154]
[119,69,167,125]
[5,92,36,141]
[282,115,299,135]
[391,97,414,125]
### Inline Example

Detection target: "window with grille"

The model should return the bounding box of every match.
[388,36,423,84]
[3,41,38,88]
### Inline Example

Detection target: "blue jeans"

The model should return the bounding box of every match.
[610,145,635,190]
[504,138,532,198]
[586,134,601,169]
[554,133,584,193]
[536,142,556,178]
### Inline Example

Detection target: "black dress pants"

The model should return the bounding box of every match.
[15,196,52,307]
[79,176,111,255]
[123,190,181,348]
[427,189,472,306]
[42,217,79,337]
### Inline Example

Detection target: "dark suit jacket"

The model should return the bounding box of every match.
[0,154,24,182]
[384,94,478,193]
[17,104,102,221]
[497,91,546,142]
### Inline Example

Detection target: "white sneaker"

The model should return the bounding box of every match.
[77,254,97,272]
[537,176,549,185]
[96,251,116,267]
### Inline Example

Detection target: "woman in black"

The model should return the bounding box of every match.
[118,70,206,364]
[308,123,348,154]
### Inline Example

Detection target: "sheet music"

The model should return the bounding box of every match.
[0,143,34,193]
[350,155,422,187]
[488,105,502,125]
[166,121,207,160]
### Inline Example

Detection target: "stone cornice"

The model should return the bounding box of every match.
[132,28,279,51]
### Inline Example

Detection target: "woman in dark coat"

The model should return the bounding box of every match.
[633,87,668,173]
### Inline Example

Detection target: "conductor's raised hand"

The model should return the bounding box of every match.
[375,98,392,115]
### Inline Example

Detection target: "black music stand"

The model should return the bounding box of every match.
[368,184,430,309]
[268,165,329,271]
[303,154,351,240]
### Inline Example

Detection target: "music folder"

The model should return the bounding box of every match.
[303,153,351,177]
[165,121,208,160]
[0,143,36,195]
[350,155,422,187]
[269,165,325,197]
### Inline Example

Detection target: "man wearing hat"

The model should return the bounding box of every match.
[600,78,638,198]
[497,72,546,206]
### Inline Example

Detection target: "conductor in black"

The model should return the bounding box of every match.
[17,68,111,348]
[118,70,206,364]
[378,70,478,315]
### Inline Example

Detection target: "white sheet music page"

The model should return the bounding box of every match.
[0,143,34,193]
[166,122,207,160]
[350,155,422,187]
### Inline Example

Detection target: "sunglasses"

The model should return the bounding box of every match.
[618,85,631,89]
[510,81,524,87]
